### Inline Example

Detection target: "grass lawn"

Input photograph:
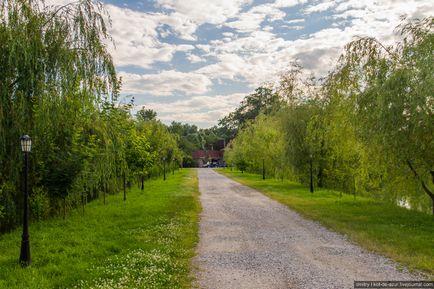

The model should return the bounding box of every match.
[0,169,200,288]
[216,168,434,279]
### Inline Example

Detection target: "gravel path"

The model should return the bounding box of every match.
[193,169,422,289]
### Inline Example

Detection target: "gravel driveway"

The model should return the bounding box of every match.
[193,169,422,289]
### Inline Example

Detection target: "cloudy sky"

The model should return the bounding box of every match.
[65,0,434,127]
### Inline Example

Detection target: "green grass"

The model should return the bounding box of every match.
[216,168,434,279]
[0,169,200,288]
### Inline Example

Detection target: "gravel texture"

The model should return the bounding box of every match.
[193,169,422,289]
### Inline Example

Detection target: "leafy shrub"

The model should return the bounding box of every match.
[30,187,50,221]
[0,182,17,232]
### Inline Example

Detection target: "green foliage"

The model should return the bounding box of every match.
[0,0,119,229]
[225,114,285,177]
[224,17,434,213]
[0,1,188,232]
[136,107,157,122]
[219,86,282,132]
[0,182,16,232]
[168,121,229,167]
[29,187,50,221]
[126,129,152,178]
[0,169,200,288]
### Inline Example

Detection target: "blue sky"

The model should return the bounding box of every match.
[55,0,434,127]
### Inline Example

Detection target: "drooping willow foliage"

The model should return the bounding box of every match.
[224,17,434,213]
[0,1,182,232]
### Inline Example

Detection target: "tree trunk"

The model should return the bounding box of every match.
[262,159,265,180]
[63,197,66,220]
[141,175,144,191]
[407,161,434,214]
[353,175,357,200]
[82,191,85,215]
[123,173,126,201]
[310,157,313,193]
[318,166,323,188]
[431,194,434,215]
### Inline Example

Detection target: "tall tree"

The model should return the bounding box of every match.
[219,86,282,132]
[336,17,434,212]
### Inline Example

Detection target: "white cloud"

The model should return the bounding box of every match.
[157,11,198,40]
[222,32,234,38]
[304,1,336,14]
[41,0,434,127]
[196,44,211,53]
[226,12,267,33]
[105,5,198,68]
[119,70,212,96]
[140,93,246,127]
[282,24,304,30]
[286,18,305,24]
[195,30,289,85]
[272,0,308,8]
[186,53,206,63]
[155,0,252,25]
[225,3,286,33]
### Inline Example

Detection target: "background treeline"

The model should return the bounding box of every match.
[0,0,186,232]
[167,121,232,167]
[224,17,434,214]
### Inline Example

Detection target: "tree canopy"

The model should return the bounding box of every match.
[0,0,182,232]
[224,17,434,213]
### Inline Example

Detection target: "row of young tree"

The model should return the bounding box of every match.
[224,17,434,214]
[0,1,182,232]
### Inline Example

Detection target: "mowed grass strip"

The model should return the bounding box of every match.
[216,169,434,278]
[0,169,200,289]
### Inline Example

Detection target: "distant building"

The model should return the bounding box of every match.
[192,139,226,167]
[191,150,222,167]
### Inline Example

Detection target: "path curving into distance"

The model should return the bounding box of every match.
[193,169,421,289]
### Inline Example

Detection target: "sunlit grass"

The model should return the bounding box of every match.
[0,169,200,288]
[217,168,434,279]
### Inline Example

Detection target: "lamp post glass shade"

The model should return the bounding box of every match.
[20,135,32,153]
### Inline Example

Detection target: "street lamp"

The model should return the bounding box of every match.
[309,154,314,193]
[19,135,32,266]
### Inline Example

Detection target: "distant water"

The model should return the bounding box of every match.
[397,198,412,209]
[396,197,431,213]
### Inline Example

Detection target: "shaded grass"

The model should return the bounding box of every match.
[0,169,200,288]
[216,169,434,279]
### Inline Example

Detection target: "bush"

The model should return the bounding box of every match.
[30,187,50,221]
[0,182,17,232]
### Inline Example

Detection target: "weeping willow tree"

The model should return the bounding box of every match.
[223,17,433,213]
[0,0,122,230]
[331,17,434,213]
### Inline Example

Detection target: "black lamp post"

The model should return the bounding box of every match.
[163,156,166,181]
[19,135,32,266]
[309,154,314,193]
